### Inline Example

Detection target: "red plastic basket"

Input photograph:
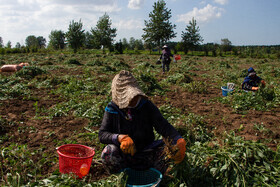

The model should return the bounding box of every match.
[174,55,181,61]
[56,144,95,178]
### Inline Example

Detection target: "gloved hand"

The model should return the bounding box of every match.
[252,87,259,91]
[261,80,266,87]
[118,135,136,156]
[172,138,187,164]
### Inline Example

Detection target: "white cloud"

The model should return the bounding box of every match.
[200,1,206,5]
[176,4,224,24]
[0,0,121,45]
[114,19,143,30]
[128,0,145,10]
[214,0,228,5]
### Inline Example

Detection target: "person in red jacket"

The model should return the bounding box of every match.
[98,70,186,174]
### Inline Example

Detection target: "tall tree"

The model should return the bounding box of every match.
[142,0,176,51]
[144,41,155,54]
[84,31,94,49]
[25,35,39,48]
[122,38,129,50]
[91,13,117,52]
[134,39,144,50]
[15,42,21,49]
[6,41,12,48]
[49,30,65,50]
[0,37,3,48]
[129,37,136,50]
[115,40,123,54]
[37,36,46,48]
[221,38,232,54]
[181,17,203,54]
[66,19,85,53]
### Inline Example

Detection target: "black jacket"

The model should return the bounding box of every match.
[160,48,173,63]
[98,99,181,151]
[242,75,262,91]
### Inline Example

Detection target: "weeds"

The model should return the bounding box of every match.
[25,172,126,187]
[167,132,280,186]
[86,59,103,66]
[184,81,208,94]
[65,58,82,65]
[15,66,46,80]
[135,70,163,95]
[1,144,55,186]
[219,86,279,112]
[164,73,192,85]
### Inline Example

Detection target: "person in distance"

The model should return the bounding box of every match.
[159,45,173,73]
[242,67,265,91]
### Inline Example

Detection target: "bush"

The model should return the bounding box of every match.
[136,71,162,95]
[86,59,103,66]
[112,60,130,70]
[185,81,208,94]
[65,58,82,65]
[219,86,279,112]
[167,132,280,186]
[166,73,192,85]
[15,66,45,79]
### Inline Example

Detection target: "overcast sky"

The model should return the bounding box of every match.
[1,0,280,47]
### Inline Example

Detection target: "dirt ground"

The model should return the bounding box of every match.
[1,63,279,181]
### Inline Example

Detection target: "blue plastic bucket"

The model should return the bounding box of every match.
[123,168,162,187]
[221,86,234,96]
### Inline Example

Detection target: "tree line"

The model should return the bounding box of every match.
[0,0,279,58]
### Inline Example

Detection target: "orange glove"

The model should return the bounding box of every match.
[261,80,266,87]
[252,87,259,91]
[119,135,136,156]
[172,138,187,164]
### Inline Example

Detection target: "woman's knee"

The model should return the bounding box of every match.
[101,144,123,173]
[101,144,121,162]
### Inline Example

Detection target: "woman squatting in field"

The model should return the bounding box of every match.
[242,67,266,91]
[98,70,186,174]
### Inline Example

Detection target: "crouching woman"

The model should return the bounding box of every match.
[98,70,186,174]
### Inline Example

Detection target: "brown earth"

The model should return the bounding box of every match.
[0,60,279,182]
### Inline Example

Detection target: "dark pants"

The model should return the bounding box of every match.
[162,59,170,72]
[101,142,168,174]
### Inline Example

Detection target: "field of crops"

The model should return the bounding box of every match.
[1,52,280,186]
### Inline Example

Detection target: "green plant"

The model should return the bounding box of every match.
[175,113,211,144]
[167,132,280,186]
[86,59,103,66]
[1,144,54,186]
[184,81,208,94]
[26,172,126,187]
[15,66,46,79]
[165,73,192,85]
[253,123,272,136]
[65,58,82,65]
[135,71,162,96]
[159,104,182,124]
[111,60,130,71]
[219,87,279,112]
